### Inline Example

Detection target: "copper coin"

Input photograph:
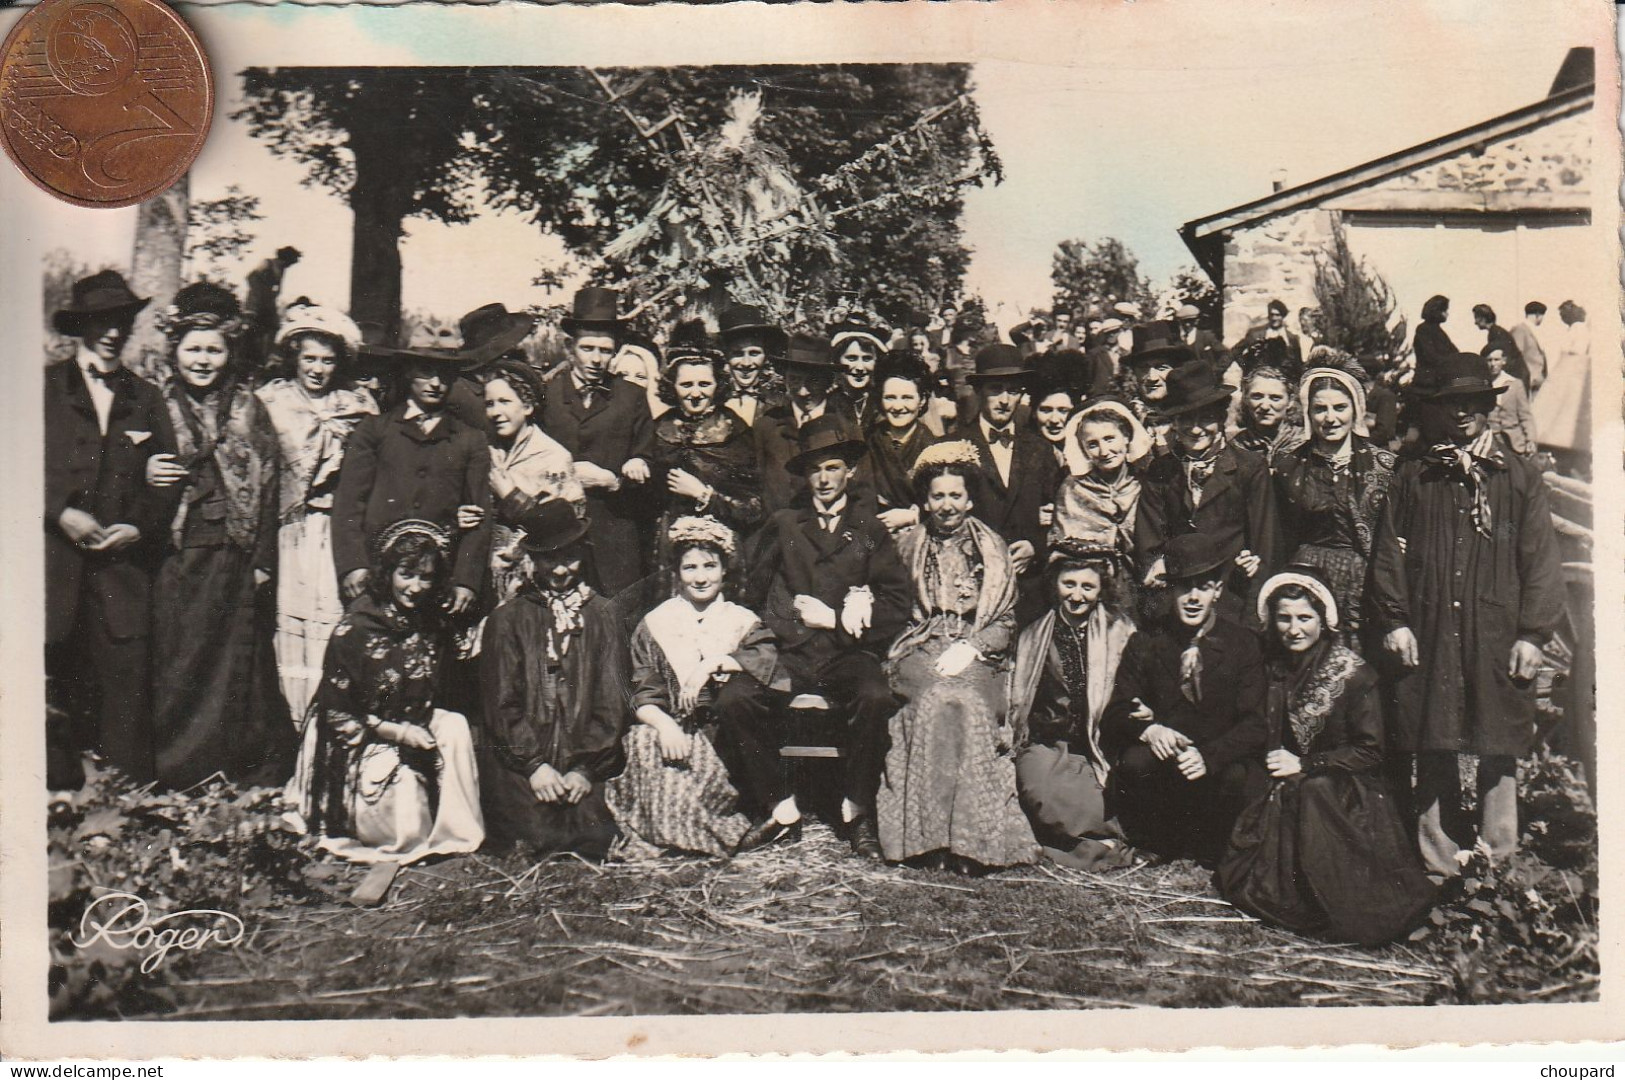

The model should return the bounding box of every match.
[0,0,212,208]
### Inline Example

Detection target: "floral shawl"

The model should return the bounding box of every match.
[164,379,280,553]
[1269,640,1364,754]
[888,515,1018,662]
[256,379,377,524]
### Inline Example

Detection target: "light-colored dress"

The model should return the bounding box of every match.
[1531,320,1590,452]
[605,597,786,859]
[255,379,378,720]
[288,596,484,865]
[876,518,1041,868]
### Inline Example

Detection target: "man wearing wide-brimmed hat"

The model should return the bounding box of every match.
[717,303,787,428]
[540,287,654,596]
[950,343,1058,580]
[1233,298,1303,381]
[477,498,628,859]
[727,413,910,858]
[1133,356,1280,615]
[1101,531,1268,864]
[753,332,864,515]
[1370,351,1564,881]
[332,320,493,618]
[45,270,181,789]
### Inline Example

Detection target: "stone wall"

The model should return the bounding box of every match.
[1218,106,1593,346]
[1220,207,1337,346]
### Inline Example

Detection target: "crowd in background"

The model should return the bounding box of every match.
[44,260,1582,945]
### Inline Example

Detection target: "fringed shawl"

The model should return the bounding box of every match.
[1006,606,1136,785]
[165,379,279,553]
[256,380,377,524]
[888,515,1018,662]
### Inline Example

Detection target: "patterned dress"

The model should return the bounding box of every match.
[876,518,1041,868]
[605,597,786,859]
[1273,437,1395,650]
[288,595,484,864]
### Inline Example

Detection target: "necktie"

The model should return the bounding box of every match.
[818,511,840,533]
[1179,623,1210,705]
[988,427,1014,449]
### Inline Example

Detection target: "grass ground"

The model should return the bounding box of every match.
[136,814,1594,1020]
[49,751,1597,1020]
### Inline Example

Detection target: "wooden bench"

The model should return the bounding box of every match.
[779,695,844,797]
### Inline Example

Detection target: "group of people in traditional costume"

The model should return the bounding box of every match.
[44,265,1570,945]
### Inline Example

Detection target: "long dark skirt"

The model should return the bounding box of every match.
[1216,771,1435,945]
[152,545,295,790]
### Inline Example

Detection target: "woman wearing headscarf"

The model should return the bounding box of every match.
[1271,366,1395,653]
[256,301,378,720]
[144,282,293,790]
[1006,541,1137,869]
[605,517,788,858]
[1216,570,1434,944]
[1049,399,1152,582]
[874,441,1041,873]
[288,520,484,864]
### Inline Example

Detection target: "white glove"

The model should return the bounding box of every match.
[840,586,874,638]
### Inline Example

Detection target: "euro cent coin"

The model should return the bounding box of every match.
[0,0,212,208]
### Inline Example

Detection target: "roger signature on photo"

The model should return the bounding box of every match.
[72,892,246,973]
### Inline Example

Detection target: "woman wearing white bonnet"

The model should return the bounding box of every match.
[256,299,379,719]
[1269,364,1393,654]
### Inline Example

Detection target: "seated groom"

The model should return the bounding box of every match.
[1101,532,1268,865]
[717,414,909,859]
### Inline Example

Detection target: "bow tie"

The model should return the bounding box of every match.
[84,366,116,384]
[987,427,1014,449]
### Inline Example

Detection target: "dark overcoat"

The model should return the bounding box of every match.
[1100,616,1267,771]
[1135,441,1281,578]
[1368,435,1565,756]
[742,502,910,686]
[538,372,654,595]
[44,360,178,644]
[332,404,493,593]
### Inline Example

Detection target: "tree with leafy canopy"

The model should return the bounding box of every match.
[233,65,991,338]
[186,185,264,285]
[1051,237,1157,318]
[1165,265,1221,332]
[1312,220,1403,361]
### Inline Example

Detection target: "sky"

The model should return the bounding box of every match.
[20,0,1604,326]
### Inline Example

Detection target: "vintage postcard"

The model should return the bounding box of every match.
[0,0,1619,1059]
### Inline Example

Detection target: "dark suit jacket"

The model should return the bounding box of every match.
[753,395,864,515]
[1100,616,1266,770]
[951,419,1060,556]
[1134,442,1280,575]
[743,501,909,685]
[538,371,654,594]
[332,404,493,591]
[44,360,178,644]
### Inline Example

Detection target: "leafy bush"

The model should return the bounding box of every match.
[1411,752,1597,1003]
[48,761,341,1019]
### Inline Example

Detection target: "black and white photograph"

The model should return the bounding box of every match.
[1,0,1618,1056]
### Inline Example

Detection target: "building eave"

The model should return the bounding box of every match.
[1177,82,1594,272]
